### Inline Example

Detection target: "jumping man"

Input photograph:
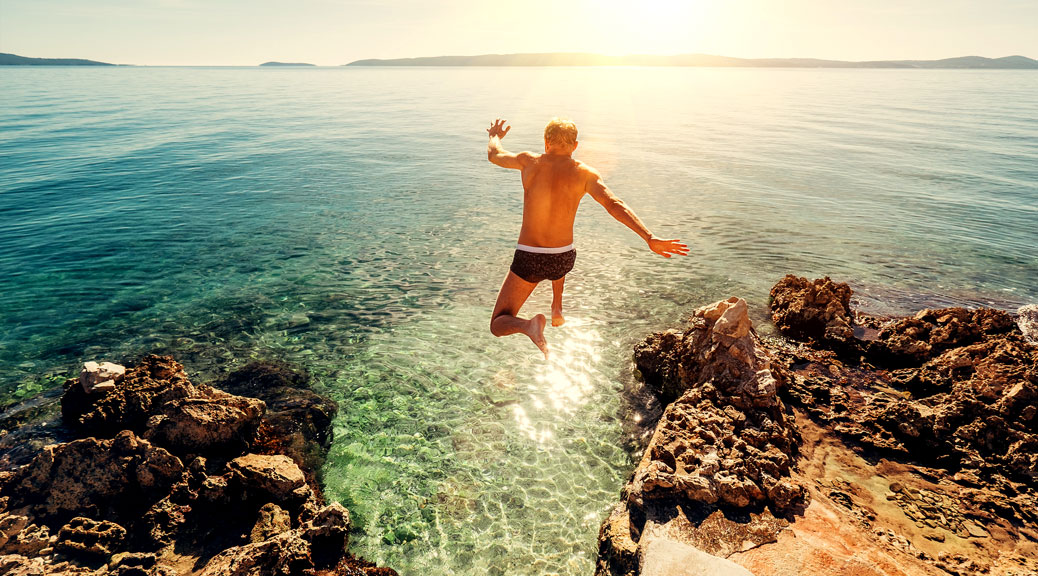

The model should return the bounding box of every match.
[487,117,688,358]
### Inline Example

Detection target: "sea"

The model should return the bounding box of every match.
[1,66,1036,575]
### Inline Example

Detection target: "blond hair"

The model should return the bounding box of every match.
[544,117,578,147]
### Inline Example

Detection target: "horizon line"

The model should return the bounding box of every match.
[2,50,1037,68]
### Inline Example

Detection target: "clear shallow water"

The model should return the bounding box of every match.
[1,67,1036,574]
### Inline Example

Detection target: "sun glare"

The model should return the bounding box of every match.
[580,0,714,56]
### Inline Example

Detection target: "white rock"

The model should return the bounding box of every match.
[1018,304,1038,344]
[80,361,126,394]
[714,298,751,339]
[639,535,756,576]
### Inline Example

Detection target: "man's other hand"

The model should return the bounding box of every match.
[648,237,689,258]
[488,119,511,139]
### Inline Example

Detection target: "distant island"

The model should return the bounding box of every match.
[346,53,1038,69]
[259,61,315,67]
[0,52,116,66]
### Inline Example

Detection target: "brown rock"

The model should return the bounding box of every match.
[108,551,158,576]
[197,530,312,576]
[923,530,945,542]
[596,502,639,576]
[198,474,231,505]
[0,431,185,526]
[0,554,47,576]
[629,298,805,514]
[0,523,53,557]
[962,520,989,538]
[217,362,339,472]
[873,307,1018,367]
[769,275,854,345]
[228,454,309,504]
[139,497,191,549]
[4,354,396,576]
[54,517,126,558]
[250,503,291,543]
[0,513,29,549]
[303,503,351,568]
[601,297,806,576]
[143,386,264,456]
[635,297,789,410]
[61,356,195,435]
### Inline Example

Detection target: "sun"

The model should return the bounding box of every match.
[579,0,715,56]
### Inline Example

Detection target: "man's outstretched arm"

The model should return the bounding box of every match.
[487,119,532,170]
[586,169,689,258]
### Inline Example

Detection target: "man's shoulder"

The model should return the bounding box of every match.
[574,160,600,178]
[517,151,540,165]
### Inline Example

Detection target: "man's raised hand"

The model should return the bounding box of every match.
[487,119,511,139]
[648,237,689,258]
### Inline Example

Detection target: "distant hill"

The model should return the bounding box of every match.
[0,52,116,66]
[259,62,315,67]
[345,53,1038,69]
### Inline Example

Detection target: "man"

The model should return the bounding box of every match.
[487,117,688,358]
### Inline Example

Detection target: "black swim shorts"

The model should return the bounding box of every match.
[509,248,577,283]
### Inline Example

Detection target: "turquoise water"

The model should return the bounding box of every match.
[1,67,1036,574]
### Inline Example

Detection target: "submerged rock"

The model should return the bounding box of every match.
[217,362,338,474]
[0,387,77,470]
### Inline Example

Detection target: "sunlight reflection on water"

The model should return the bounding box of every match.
[506,320,607,445]
[535,319,603,414]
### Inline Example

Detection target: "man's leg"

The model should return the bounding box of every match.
[551,276,566,327]
[491,271,548,358]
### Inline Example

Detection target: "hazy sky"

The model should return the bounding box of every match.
[2,0,1036,66]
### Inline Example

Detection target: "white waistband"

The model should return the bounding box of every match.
[516,243,574,254]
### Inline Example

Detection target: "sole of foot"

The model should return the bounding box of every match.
[528,314,549,359]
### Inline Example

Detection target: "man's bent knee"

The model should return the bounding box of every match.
[490,312,507,337]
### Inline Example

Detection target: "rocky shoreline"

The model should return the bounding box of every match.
[597,276,1037,576]
[1,276,1035,576]
[0,356,396,575]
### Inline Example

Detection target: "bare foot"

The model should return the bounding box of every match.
[525,314,549,359]
[551,305,565,327]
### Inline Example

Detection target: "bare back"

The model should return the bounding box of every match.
[485,118,689,357]
[487,118,686,261]
[516,154,591,247]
